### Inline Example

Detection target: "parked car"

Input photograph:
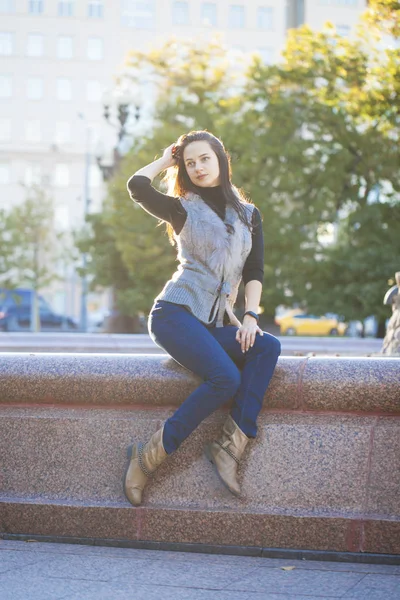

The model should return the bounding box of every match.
[278,312,347,336]
[0,288,78,332]
[274,308,304,326]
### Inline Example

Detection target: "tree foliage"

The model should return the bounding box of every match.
[241,20,399,322]
[79,8,400,329]
[1,186,60,291]
[363,0,400,38]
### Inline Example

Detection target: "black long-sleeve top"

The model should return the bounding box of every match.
[127,175,264,286]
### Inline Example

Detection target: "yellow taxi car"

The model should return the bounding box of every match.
[277,312,347,336]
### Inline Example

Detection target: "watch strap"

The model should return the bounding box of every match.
[243,310,259,322]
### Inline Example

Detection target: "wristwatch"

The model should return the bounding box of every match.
[243,310,259,322]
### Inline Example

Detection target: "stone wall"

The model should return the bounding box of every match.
[1,353,399,555]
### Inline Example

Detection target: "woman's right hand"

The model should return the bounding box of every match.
[161,143,179,169]
[132,144,177,181]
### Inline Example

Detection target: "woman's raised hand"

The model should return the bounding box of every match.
[132,143,178,181]
[161,143,179,169]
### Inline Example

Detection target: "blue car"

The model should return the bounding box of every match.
[0,288,78,332]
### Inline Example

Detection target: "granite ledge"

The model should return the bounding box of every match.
[0,353,398,413]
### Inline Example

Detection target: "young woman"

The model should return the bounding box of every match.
[124,130,281,506]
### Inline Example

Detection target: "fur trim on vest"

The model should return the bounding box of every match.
[155,191,254,327]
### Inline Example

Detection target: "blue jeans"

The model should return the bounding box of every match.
[148,300,281,454]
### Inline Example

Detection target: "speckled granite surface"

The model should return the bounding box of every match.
[1,406,399,553]
[2,500,399,554]
[0,408,383,512]
[0,353,399,554]
[301,357,400,413]
[0,353,399,412]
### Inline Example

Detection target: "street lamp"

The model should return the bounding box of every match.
[96,87,143,180]
[95,85,143,333]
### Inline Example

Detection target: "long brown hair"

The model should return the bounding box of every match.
[161,130,253,245]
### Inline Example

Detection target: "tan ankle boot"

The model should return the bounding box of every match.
[123,426,167,506]
[205,416,249,497]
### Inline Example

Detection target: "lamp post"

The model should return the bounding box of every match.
[95,85,143,333]
[96,87,142,180]
[77,112,92,333]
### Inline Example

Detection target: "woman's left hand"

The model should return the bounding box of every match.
[236,315,264,353]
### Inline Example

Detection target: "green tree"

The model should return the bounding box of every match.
[0,207,14,286]
[6,186,58,290]
[3,186,63,330]
[306,199,400,329]
[363,0,400,38]
[240,17,399,327]
[80,10,399,331]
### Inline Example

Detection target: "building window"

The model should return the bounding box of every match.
[88,0,103,17]
[257,6,273,30]
[27,78,43,100]
[0,32,13,55]
[28,0,44,14]
[201,2,216,26]
[257,47,273,63]
[54,164,70,187]
[0,1,16,13]
[25,120,42,142]
[87,37,103,60]
[57,36,73,59]
[87,80,102,102]
[0,118,11,141]
[172,1,189,25]
[0,163,10,184]
[229,5,245,29]
[336,24,351,36]
[56,78,72,101]
[121,1,155,29]
[286,0,304,29]
[0,75,12,97]
[58,1,73,16]
[27,33,44,56]
[25,164,42,186]
[55,122,71,144]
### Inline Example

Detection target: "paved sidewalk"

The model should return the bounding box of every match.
[0,540,399,600]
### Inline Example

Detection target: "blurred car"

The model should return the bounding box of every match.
[279,312,347,336]
[0,288,78,332]
[274,308,304,326]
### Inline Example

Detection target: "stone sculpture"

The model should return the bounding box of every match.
[381,271,400,355]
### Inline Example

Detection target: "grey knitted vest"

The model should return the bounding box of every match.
[155,191,255,327]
